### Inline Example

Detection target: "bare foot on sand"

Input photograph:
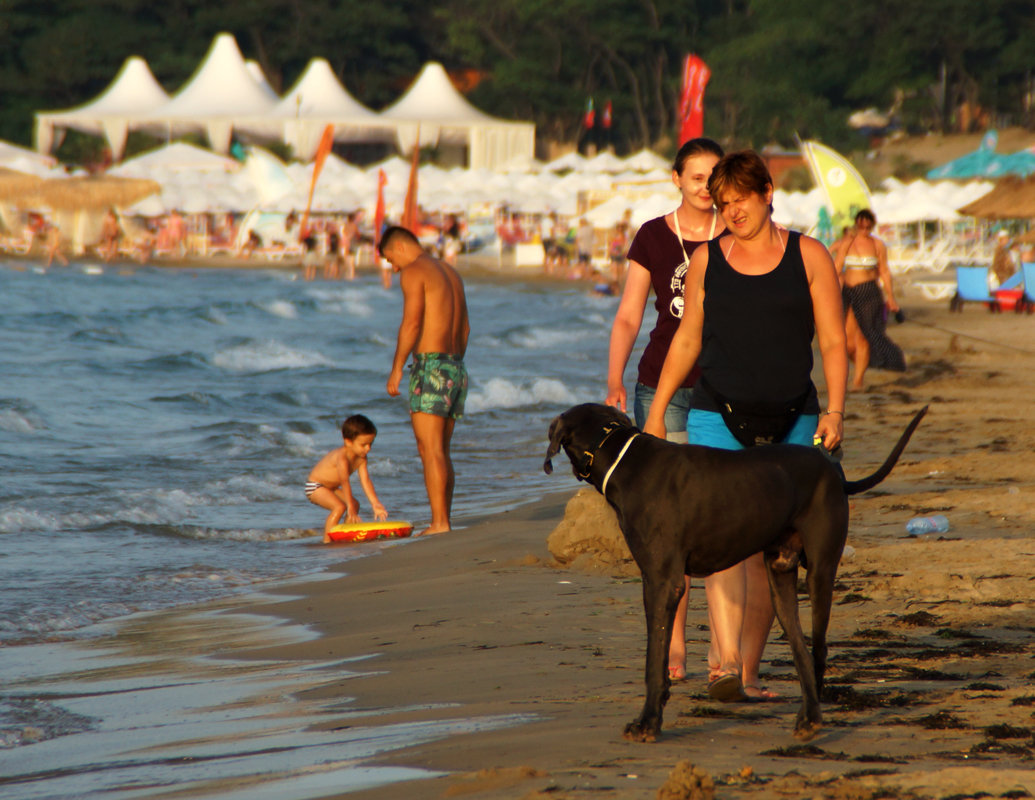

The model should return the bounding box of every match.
[416,524,451,536]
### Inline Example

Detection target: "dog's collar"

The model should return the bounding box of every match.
[601,433,640,497]
[574,421,626,480]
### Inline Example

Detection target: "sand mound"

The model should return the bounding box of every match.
[546,488,637,576]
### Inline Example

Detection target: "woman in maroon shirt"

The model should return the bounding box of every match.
[605,137,725,681]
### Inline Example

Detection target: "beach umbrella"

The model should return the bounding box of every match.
[623,149,670,172]
[14,176,161,211]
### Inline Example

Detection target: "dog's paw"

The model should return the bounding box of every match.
[623,719,659,743]
[792,716,822,742]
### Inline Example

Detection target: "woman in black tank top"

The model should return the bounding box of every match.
[643,151,848,702]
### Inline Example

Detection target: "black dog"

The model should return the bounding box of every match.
[544,403,926,742]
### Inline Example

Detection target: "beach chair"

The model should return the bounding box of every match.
[950,265,1000,312]
[1019,262,1035,314]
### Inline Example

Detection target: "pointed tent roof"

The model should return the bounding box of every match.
[245,60,280,102]
[35,55,170,159]
[379,62,534,170]
[140,33,277,154]
[234,57,394,160]
[274,58,378,119]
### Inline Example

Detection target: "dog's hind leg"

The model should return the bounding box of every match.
[765,558,822,741]
[623,571,684,742]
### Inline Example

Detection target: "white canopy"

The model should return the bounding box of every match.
[136,33,277,154]
[380,62,534,171]
[108,142,240,176]
[35,56,170,159]
[239,57,394,160]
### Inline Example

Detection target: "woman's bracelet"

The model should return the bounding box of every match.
[821,410,844,418]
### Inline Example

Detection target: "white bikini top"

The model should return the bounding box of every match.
[843,253,878,270]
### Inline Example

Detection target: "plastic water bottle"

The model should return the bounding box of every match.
[906,515,950,536]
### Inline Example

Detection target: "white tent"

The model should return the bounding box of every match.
[245,60,280,102]
[240,57,394,160]
[0,139,57,173]
[380,62,534,171]
[137,33,277,154]
[108,142,240,177]
[35,56,170,159]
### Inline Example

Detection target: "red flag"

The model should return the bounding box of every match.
[583,97,596,129]
[400,125,421,234]
[602,99,612,129]
[373,168,387,255]
[678,54,711,145]
[299,124,335,240]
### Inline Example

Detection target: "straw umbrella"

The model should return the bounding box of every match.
[13,176,161,255]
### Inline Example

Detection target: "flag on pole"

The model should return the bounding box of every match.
[400,125,421,234]
[602,99,612,129]
[299,124,335,240]
[583,97,596,130]
[677,54,711,145]
[373,168,387,255]
[800,139,873,237]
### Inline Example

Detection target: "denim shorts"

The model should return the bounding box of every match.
[688,409,819,451]
[633,382,692,443]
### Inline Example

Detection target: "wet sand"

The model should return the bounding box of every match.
[13,286,1035,799]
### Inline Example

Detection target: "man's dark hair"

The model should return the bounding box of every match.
[378,225,419,252]
[342,414,377,440]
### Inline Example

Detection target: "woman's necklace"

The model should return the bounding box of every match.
[673,207,717,241]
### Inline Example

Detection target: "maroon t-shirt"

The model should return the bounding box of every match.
[626,215,713,388]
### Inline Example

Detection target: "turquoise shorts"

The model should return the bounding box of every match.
[688,409,818,451]
[409,353,468,419]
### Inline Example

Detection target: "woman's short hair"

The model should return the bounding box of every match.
[672,138,724,175]
[855,208,876,226]
[707,150,773,209]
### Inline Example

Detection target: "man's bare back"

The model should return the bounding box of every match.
[403,252,469,357]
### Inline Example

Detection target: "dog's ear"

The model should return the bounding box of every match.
[543,415,567,474]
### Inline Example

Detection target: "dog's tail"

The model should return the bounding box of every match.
[843,406,928,496]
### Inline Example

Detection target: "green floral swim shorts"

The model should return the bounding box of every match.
[408,353,468,419]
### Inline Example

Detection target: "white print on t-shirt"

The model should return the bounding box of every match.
[669,260,687,318]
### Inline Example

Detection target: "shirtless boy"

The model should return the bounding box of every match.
[305,414,388,542]
[380,226,470,536]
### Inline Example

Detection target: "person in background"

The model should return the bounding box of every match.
[644,149,847,703]
[605,137,726,682]
[833,208,904,390]
[990,229,1018,286]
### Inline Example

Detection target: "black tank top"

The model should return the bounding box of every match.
[693,230,820,413]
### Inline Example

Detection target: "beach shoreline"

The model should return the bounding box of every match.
[220,300,1035,799]
[6,297,1035,799]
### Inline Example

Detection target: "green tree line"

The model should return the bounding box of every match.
[1,0,1033,161]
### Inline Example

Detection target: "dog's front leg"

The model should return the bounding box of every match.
[624,574,682,742]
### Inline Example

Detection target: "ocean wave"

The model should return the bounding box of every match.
[260,299,298,319]
[465,377,576,413]
[502,325,595,349]
[0,401,44,434]
[307,286,377,318]
[211,340,333,373]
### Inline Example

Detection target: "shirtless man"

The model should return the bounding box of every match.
[381,226,470,535]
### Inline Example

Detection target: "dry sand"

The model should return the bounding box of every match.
[201,286,1035,800]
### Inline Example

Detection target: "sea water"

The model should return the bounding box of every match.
[0,259,629,795]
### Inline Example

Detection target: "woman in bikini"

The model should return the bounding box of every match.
[834,209,905,390]
[605,137,726,684]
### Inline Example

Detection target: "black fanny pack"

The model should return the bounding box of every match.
[699,377,809,448]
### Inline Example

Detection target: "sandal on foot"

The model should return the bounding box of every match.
[743,684,779,702]
[668,665,686,682]
[707,673,746,703]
